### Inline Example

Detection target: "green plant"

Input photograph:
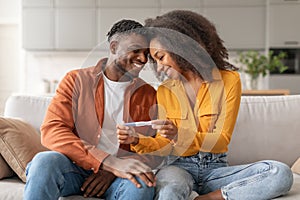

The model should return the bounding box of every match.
[237,50,288,80]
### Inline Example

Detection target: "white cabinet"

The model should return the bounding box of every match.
[203,0,266,49]
[269,0,300,48]
[23,0,53,7]
[97,8,159,45]
[55,8,96,50]
[55,0,95,8]
[97,0,159,8]
[22,8,54,50]
[22,0,97,50]
[160,0,203,14]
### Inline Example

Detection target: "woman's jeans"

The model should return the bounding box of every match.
[155,152,293,200]
[24,151,154,200]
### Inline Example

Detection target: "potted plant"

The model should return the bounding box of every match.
[237,50,288,90]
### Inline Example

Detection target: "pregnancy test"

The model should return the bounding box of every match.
[124,121,152,127]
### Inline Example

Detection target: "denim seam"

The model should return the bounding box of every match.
[221,162,273,199]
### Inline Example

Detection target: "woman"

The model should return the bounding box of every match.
[117,10,293,200]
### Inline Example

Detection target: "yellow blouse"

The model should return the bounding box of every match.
[132,69,241,157]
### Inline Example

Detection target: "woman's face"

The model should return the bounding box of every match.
[149,38,182,80]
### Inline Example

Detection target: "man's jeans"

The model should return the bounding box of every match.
[155,152,293,200]
[24,151,154,200]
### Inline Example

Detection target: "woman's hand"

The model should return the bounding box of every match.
[117,124,139,145]
[151,119,178,140]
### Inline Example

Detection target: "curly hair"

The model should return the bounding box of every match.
[145,10,237,81]
[106,19,145,42]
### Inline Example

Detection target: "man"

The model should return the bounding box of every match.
[24,19,158,200]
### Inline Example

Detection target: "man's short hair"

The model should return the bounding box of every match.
[106,19,145,42]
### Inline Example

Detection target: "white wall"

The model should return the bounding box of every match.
[0,0,21,115]
[0,0,20,24]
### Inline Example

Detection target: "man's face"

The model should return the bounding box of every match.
[112,33,149,78]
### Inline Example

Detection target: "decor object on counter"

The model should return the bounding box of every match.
[237,50,288,90]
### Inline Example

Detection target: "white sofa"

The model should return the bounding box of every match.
[0,94,299,200]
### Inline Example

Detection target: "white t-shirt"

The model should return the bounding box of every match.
[97,74,131,155]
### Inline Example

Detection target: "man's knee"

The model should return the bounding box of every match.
[28,151,69,174]
[114,177,155,200]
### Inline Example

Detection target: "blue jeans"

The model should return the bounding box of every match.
[155,152,293,200]
[24,151,154,200]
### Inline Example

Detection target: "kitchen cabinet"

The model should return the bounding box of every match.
[269,74,300,94]
[55,8,96,50]
[22,8,54,50]
[203,0,266,49]
[269,0,300,48]
[22,0,97,50]
[23,0,53,7]
[160,0,202,14]
[97,0,159,8]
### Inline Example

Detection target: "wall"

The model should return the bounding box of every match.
[22,50,161,94]
[0,0,21,115]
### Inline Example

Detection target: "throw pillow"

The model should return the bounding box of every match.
[0,117,48,182]
[292,157,300,175]
[0,154,14,179]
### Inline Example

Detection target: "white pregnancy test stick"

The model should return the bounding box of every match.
[124,121,152,127]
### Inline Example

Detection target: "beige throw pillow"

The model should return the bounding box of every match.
[291,158,300,175]
[0,154,14,179]
[0,117,48,182]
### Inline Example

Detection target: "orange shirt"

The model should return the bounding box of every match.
[41,59,157,173]
[132,69,241,156]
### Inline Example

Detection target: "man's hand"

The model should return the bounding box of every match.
[117,124,139,145]
[101,155,156,188]
[151,119,178,140]
[81,170,115,198]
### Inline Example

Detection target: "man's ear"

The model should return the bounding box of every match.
[110,41,118,54]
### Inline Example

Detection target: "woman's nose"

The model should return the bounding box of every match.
[156,63,164,72]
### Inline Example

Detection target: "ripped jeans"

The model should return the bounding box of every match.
[155,152,293,200]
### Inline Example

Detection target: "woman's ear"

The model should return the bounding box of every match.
[110,41,118,54]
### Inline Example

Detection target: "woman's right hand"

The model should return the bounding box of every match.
[151,119,178,140]
[101,155,156,188]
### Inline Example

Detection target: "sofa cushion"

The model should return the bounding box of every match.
[0,154,14,179]
[292,158,300,175]
[4,94,52,132]
[228,95,300,167]
[0,117,48,182]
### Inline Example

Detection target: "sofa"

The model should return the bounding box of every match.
[0,94,299,200]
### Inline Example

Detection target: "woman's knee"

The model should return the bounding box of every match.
[155,166,193,199]
[268,160,293,193]
[156,165,194,186]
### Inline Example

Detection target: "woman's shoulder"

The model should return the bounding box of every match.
[219,69,240,83]
[156,79,182,92]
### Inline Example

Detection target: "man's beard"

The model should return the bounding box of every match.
[114,60,136,80]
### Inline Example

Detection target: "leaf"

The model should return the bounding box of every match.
[237,50,288,78]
